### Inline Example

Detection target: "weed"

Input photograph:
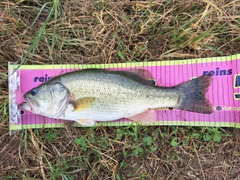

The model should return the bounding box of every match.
[171,137,178,147]
[0,98,8,123]
[132,146,144,156]
[74,136,88,151]
[190,127,232,143]
[45,131,58,142]
[14,0,61,71]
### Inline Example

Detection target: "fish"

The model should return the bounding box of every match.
[20,68,213,126]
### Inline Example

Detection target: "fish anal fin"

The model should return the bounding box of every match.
[70,97,96,111]
[75,119,95,126]
[128,110,157,124]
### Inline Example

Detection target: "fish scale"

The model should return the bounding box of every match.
[61,70,179,103]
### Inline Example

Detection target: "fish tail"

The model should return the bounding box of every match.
[176,75,213,114]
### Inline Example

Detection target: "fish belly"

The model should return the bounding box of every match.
[60,92,178,122]
[60,97,147,121]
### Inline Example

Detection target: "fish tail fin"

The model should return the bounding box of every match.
[176,75,213,114]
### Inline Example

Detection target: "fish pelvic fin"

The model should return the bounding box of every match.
[176,75,213,114]
[75,119,95,126]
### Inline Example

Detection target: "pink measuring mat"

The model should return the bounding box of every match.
[8,54,240,134]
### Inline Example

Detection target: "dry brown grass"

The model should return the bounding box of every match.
[1,0,240,179]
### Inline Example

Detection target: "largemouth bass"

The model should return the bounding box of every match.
[20,69,213,126]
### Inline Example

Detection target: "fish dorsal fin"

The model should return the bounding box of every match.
[117,69,156,86]
[126,69,154,81]
[70,97,96,111]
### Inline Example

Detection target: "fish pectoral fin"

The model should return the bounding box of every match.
[75,119,95,126]
[128,109,157,124]
[70,97,96,111]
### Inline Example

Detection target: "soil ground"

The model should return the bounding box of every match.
[1,0,240,179]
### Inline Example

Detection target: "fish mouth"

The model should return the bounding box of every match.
[20,102,31,112]
[24,96,40,111]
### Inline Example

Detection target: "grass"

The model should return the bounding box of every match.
[1,0,240,179]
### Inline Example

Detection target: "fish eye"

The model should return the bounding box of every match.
[31,88,38,96]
